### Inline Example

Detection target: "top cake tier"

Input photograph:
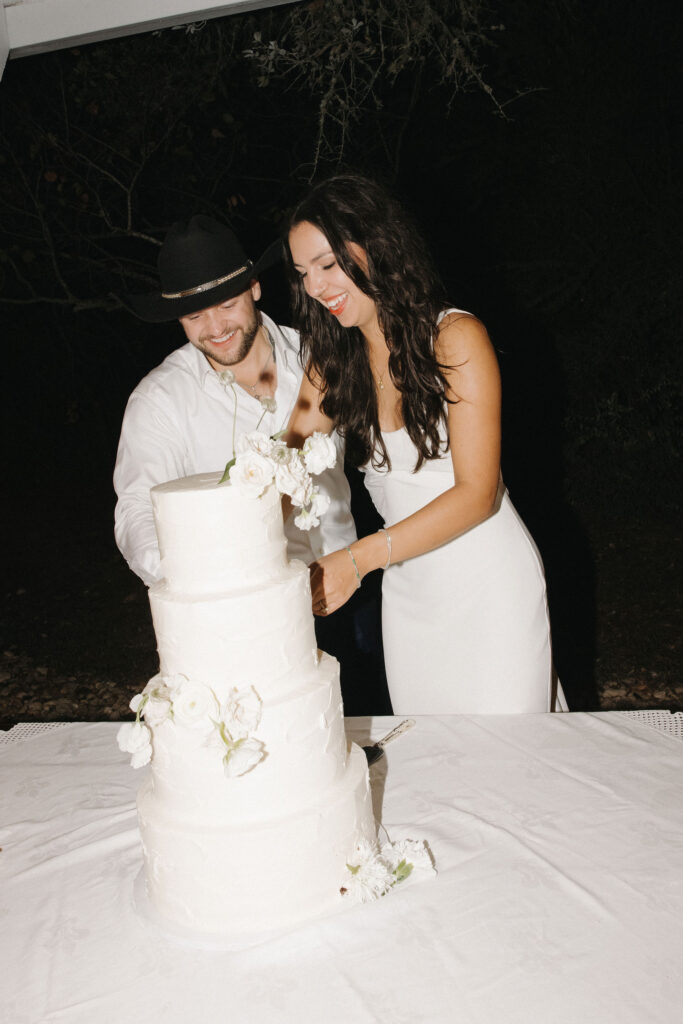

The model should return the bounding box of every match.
[151,473,288,594]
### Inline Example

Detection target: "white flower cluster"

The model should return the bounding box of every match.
[341,838,436,903]
[116,674,266,778]
[228,430,336,530]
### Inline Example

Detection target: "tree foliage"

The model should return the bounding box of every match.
[243,0,494,170]
[0,0,496,311]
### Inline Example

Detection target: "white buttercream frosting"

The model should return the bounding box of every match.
[136,471,376,935]
[152,473,287,593]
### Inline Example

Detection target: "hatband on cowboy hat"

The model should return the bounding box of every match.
[124,215,282,323]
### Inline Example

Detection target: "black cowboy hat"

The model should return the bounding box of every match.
[123,215,283,323]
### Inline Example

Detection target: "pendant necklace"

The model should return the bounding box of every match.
[216,329,278,437]
[244,339,274,397]
[375,361,390,391]
[374,349,389,392]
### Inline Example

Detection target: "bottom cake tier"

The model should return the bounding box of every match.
[137,742,376,935]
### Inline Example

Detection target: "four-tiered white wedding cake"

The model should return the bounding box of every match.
[122,445,377,936]
[119,433,435,935]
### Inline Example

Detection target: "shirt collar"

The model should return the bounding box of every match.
[262,311,296,373]
[185,342,217,391]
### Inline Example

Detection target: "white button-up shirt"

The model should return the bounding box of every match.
[113,312,356,585]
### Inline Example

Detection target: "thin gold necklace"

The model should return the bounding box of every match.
[374,360,390,391]
[239,334,275,397]
[245,349,272,394]
[369,340,389,391]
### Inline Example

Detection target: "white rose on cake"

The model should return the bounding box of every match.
[236,431,275,457]
[302,432,337,475]
[224,431,336,538]
[162,672,191,696]
[135,673,173,727]
[294,488,330,531]
[117,721,153,768]
[171,680,218,732]
[129,692,145,714]
[223,736,267,778]
[309,487,331,520]
[293,505,316,531]
[142,694,172,728]
[229,450,275,497]
[276,460,313,508]
[221,686,262,737]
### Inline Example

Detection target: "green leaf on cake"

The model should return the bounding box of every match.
[219,457,236,484]
[393,859,414,884]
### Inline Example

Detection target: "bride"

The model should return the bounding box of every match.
[285,173,567,714]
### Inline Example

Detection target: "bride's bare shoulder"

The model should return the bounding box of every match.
[435,311,494,362]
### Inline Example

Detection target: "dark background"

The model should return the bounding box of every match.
[0,0,680,725]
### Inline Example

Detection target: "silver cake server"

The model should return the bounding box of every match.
[363,718,416,766]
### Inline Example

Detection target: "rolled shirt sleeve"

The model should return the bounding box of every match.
[113,392,186,585]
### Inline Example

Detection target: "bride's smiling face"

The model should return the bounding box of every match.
[289,221,379,336]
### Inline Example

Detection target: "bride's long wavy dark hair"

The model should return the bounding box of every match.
[285,173,453,471]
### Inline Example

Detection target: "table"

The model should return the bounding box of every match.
[2,713,682,1024]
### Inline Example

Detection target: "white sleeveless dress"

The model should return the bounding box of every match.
[360,314,568,715]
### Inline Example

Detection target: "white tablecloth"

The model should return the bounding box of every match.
[1,713,682,1024]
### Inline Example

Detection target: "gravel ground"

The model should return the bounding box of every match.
[1,487,680,730]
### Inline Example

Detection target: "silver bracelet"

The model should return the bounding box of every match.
[345,546,362,589]
[378,527,392,570]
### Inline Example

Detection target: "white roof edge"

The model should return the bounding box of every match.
[1,4,9,75]
[4,0,293,60]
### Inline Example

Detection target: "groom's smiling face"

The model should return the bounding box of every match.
[179,282,262,371]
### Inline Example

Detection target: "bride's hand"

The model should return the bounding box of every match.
[309,549,360,616]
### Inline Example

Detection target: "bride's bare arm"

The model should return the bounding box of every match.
[311,315,503,613]
[353,313,501,575]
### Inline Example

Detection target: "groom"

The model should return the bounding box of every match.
[114,214,355,586]
[114,215,389,712]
